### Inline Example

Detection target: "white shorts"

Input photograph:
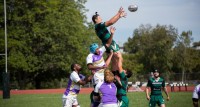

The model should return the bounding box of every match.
[62,94,79,107]
[93,71,104,85]
[98,103,118,107]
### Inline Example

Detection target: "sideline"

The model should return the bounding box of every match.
[0,86,194,95]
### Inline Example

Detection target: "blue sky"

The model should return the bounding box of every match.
[84,0,200,46]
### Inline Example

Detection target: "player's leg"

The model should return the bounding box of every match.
[62,94,73,107]
[72,95,79,107]
[157,95,165,107]
[92,73,103,107]
[119,96,129,107]
[192,98,199,107]
[149,95,156,107]
[111,51,123,72]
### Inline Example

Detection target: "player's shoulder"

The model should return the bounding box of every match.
[87,53,94,58]
[159,77,165,81]
[71,71,79,77]
[95,22,105,27]
[148,77,154,81]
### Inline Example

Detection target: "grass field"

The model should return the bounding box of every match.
[0,92,193,107]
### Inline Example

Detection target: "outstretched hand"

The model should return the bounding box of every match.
[110,26,116,35]
[118,7,124,13]
[118,7,127,18]
[120,11,127,18]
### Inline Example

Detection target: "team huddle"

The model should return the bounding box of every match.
[61,7,173,107]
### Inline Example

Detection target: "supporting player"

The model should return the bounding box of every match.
[86,27,115,107]
[145,68,170,107]
[94,69,118,107]
[115,54,133,107]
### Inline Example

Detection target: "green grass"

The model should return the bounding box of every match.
[0,92,193,107]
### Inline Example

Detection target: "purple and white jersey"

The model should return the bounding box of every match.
[86,46,106,72]
[86,46,106,85]
[193,84,200,99]
[94,82,117,105]
[64,71,81,96]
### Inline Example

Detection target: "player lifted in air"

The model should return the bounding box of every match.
[92,7,126,73]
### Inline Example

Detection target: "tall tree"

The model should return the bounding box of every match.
[172,31,197,82]
[0,0,97,89]
[124,24,177,74]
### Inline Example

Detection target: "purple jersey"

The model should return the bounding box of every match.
[64,71,81,96]
[86,46,106,73]
[95,82,117,105]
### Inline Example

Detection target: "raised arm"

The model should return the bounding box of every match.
[105,26,115,48]
[105,50,113,66]
[105,7,126,27]
[118,51,123,73]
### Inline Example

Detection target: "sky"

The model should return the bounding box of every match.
[84,0,200,46]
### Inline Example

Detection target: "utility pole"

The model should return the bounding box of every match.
[2,0,10,99]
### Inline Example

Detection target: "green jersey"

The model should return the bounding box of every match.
[95,22,120,52]
[117,71,128,95]
[116,71,129,107]
[147,77,165,95]
[95,22,110,44]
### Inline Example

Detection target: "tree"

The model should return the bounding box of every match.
[0,0,97,89]
[172,31,199,82]
[124,24,177,75]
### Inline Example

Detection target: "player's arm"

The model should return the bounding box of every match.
[105,7,126,27]
[163,86,170,101]
[72,73,87,85]
[87,64,106,71]
[117,51,123,73]
[162,80,170,101]
[145,79,151,100]
[77,75,92,85]
[105,26,115,48]
[77,80,86,85]
[145,87,150,100]
[105,50,113,66]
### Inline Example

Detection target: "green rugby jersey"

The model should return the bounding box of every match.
[117,71,128,95]
[147,77,165,95]
[95,22,111,44]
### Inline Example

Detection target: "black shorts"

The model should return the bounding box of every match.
[192,98,199,102]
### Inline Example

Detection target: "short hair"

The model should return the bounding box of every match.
[152,67,160,73]
[92,12,99,24]
[71,63,76,71]
[126,69,133,78]
[104,69,114,83]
